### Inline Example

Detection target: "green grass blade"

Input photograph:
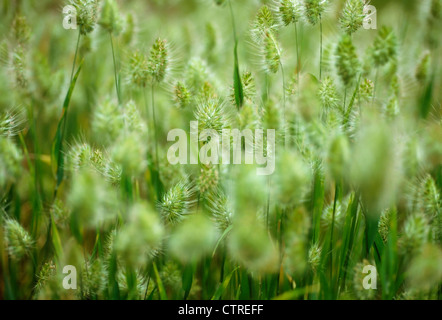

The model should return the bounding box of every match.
[52,61,83,196]
[211,267,238,300]
[153,262,168,300]
[233,41,244,109]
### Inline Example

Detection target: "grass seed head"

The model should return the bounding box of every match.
[12,15,30,45]
[340,0,365,35]
[335,34,359,87]
[92,98,124,146]
[401,213,430,253]
[308,243,322,273]
[98,0,122,35]
[0,136,23,189]
[277,0,302,26]
[303,0,327,26]
[378,209,392,243]
[4,219,34,261]
[148,38,169,84]
[229,218,278,274]
[415,50,431,84]
[115,202,164,268]
[126,50,149,88]
[169,215,218,263]
[370,26,398,68]
[318,76,339,111]
[158,179,195,225]
[70,0,99,35]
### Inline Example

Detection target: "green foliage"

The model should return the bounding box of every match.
[0,0,441,301]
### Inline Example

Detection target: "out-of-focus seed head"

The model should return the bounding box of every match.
[335,34,359,87]
[198,81,218,102]
[303,0,328,26]
[340,0,365,35]
[352,260,377,299]
[12,15,30,45]
[275,150,312,207]
[308,243,322,273]
[358,78,374,102]
[237,102,259,131]
[406,244,442,292]
[124,100,147,137]
[111,133,147,177]
[173,81,191,109]
[0,40,8,66]
[318,76,339,111]
[70,0,99,35]
[418,174,441,220]
[321,199,345,230]
[185,58,209,93]
[213,0,226,5]
[126,50,149,88]
[350,120,397,212]
[284,234,308,276]
[383,95,399,119]
[401,213,430,253]
[12,46,28,89]
[160,261,182,294]
[169,215,218,263]
[98,0,122,35]
[0,136,23,189]
[262,31,281,74]
[234,165,269,216]
[370,26,397,68]
[415,51,431,84]
[4,219,34,261]
[326,133,350,181]
[115,202,164,268]
[67,168,119,229]
[430,0,442,20]
[277,0,302,26]
[121,13,135,45]
[148,38,169,84]
[92,98,124,146]
[262,98,282,131]
[228,217,278,274]
[157,179,195,225]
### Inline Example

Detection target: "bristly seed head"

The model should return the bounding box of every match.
[148,38,169,84]
[335,34,359,87]
[370,26,397,68]
[303,0,328,26]
[126,50,149,88]
[157,179,195,226]
[340,0,365,35]
[4,219,34,261]
[98,0,122,35]
[70,0,99,35]
[277,0,302,26]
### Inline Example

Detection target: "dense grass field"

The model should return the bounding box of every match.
[0,0,441,300]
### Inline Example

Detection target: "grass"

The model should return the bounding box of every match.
[0,0,441,300]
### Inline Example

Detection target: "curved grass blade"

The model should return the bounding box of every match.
[211,267,238,300]
[52,61,83,198]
